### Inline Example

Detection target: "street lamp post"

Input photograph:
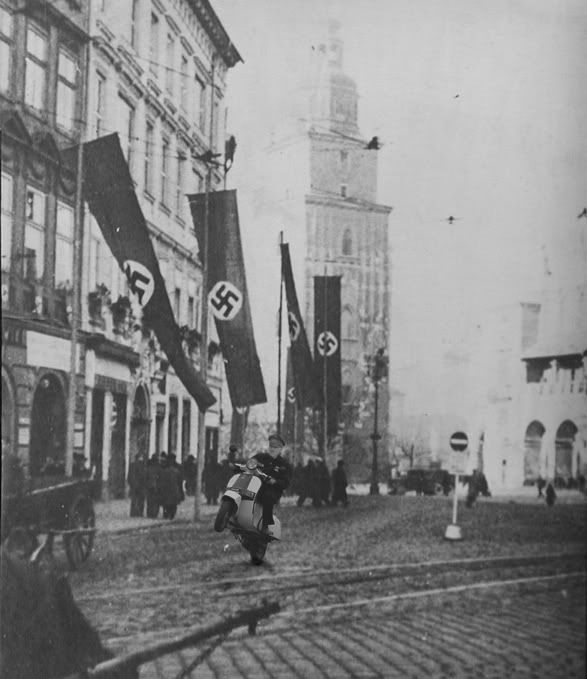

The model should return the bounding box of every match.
[369,348,387,496]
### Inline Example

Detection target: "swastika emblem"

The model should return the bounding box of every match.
[317,330,338,357]
[123,260,154,307]
[287,387,296,403]
[209,281,243,321]
[288,312,300,342]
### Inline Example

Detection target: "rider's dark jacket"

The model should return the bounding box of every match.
[252,452,291,493]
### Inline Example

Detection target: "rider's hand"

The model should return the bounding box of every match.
[267,477,276,485]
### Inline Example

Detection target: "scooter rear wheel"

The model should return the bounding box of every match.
[214,498,236,532]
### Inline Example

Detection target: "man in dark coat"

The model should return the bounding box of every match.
[183,454,197,496]
[317,459,331,506]
[145,453,161,518]
[331,460,349,507]
[252,433,292,533]
[127,452,146,517]
[159,453,182,519]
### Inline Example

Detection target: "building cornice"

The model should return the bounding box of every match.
[186,0,243,68]
[306,192,393,215]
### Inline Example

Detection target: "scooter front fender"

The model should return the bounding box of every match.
[221,489,242,509]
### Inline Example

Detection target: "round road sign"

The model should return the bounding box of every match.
[449,431,468,452]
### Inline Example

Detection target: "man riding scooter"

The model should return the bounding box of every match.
[252,433,292,535]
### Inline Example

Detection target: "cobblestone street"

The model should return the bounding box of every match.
[120,579,586,678]
[67,493,587,678]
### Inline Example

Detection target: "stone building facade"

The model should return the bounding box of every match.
[1,0,240,497]
[1,0,90,481]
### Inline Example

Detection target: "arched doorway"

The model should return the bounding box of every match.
[129,384,150,461]
[30,374,66,476]
[2,370,16,456]
[524,420,545,482]
[555,420,577,485]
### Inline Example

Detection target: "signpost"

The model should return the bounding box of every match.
[445,431,469,541]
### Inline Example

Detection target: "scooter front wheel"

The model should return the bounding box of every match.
[214,498,236,532]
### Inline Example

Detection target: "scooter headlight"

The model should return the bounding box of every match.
[245,458,258,471]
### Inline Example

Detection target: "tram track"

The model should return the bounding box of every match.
[77,550,585,604]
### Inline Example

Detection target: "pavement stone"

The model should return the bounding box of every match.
[132,580,585,678]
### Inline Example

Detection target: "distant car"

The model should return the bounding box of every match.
[389,468,454,496]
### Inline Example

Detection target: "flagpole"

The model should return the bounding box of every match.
[194,55,216,522]
[322,266,328,459]
[66,10,91,477]
[276,231,284,435]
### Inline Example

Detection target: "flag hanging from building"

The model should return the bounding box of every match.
[82,133,215,412]
[230,407,249,454]
[314,275,342,436]
[283,348,305,446]
[188,190,266,408]
[281,243,321,408]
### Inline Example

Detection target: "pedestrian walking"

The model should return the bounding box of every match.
[297,459,320,507]
[168,453,185,504]
[183,455,197,496]
[331,460,349,507]
[545,481,557,507]
[317,459,331,506]
[145,453,161,519]
[537,475,546,498]
[127,452,146,517]
[158,454,182,519]
[465,469,481,508]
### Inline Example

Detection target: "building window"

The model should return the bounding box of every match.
[174,287,181,321]
[0,6,13,92]
[25,25,48,111]
[340,184,347,198]
[193,168,203,193]
[55,202,74,286]
[56,48,78,129]
[144,121,154,193]
[187,295,195,327]
[130,0,139,50]
[196,77,206,132]
[119,96,135,170]
[176,151,185,218]
[161,138,169,205]
[165,32,175,95]
[180,53,189,113]
[1,172,13,271]
[25,187,47,279]
[168,396,178,456]
[342,228,352,255]
[95,72,106,137]
[149,13,159,78]
[181,400,191,461]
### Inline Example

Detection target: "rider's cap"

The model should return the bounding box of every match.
[268,433,285,447]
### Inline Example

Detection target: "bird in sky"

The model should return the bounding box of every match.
[444,216,460,224]
[577,208,587,219]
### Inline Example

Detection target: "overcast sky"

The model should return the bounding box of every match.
[214,0,587,418]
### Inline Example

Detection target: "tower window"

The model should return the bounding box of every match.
[340,184,347,198]
[342,228,352,256]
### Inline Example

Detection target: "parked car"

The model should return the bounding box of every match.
[388,468,454,496]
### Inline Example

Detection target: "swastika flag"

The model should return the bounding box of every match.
[281,243,321,408]
[82,134,215,412]
[314,276,342,437]
[188,190,266,408]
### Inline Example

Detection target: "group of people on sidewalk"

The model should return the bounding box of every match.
[291,458,349,508]
[127,451,197,520]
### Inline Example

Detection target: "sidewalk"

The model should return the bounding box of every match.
[95,486,585,534]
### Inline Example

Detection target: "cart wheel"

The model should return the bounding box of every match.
[64,495,95,570]
[4,527,38,560]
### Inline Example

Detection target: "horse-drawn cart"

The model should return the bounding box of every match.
[1,477,97,570]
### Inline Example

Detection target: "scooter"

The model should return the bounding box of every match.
[214,458,281,565]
